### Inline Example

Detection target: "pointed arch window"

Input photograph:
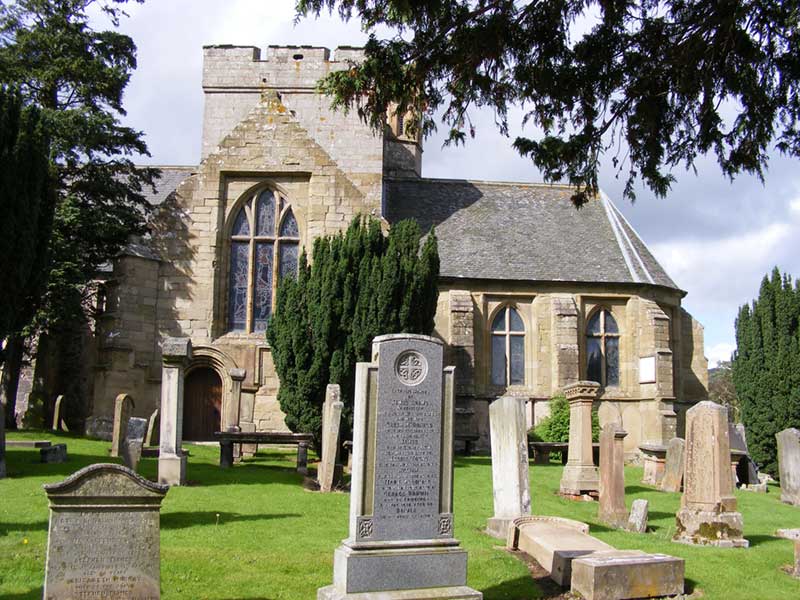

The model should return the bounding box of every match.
[228,189,300,332]
[586,309,620,386]
[491,306,525,386]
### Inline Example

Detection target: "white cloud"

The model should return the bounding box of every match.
[707,343,736,368]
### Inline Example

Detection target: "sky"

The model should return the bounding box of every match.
[100,0,800,367]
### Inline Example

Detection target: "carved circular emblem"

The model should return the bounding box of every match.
[395,351,428,386]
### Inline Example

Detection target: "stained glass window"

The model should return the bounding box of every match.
[227,189,301,333]
[491,306,525,386]
[586,309,620,387]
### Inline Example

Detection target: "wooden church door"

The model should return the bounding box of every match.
[183,367,222,441]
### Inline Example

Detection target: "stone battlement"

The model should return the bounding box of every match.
[202,44,364,91]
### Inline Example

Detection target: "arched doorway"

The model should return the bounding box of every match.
[183,367,222,441]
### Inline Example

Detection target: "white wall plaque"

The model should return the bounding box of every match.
[639,356,656,384]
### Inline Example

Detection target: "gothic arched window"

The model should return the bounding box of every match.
[228,189,300,332]
[491,306,525,386]
[586,309,620,386]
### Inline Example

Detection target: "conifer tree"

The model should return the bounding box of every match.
[733,268,800,475]
[268,216,439,444]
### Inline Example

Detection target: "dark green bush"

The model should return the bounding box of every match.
[530,395,600,443]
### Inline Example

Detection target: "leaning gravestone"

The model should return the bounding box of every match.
[145,409,159,448]
[319,384,344,493]
[318,334,482,600]
[51,395,64,432]
[121,417,149,472]
[111,394,135,458]
[43,463,168,599]
[487,395,531,538]
[777,428,800,506]
[660,437,685,493]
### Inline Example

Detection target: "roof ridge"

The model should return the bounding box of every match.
[385,176,582,191]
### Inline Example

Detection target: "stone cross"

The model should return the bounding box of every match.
[43,463,168,599]
[158,337,191,486]
[487,395,531,539]
[660,437,685,493]
[121,417,148,472]
[110,393,135,458]
[673,401,747,547]
[776,428,800,506]
[598,423,628,528]
[317,334,481,600]
[559,381,600,496]
[319,384,344,493]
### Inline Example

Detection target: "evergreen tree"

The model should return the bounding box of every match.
[0,87,53,347]
[733,268,800,475]
[268,216,439,444]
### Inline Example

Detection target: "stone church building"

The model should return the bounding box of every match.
[78,45,706,453]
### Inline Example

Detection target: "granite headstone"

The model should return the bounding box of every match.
[317,334,481,600]
[121,417,148,472]
[43,463,168,599]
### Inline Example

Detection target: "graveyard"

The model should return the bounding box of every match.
[1,428,799,599]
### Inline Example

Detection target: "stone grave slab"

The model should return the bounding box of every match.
[506,516,613,586]
[6,440,52,448]
[776,428,800,506]
[776,528,800,578]
[318,334,481,600]
[41,444,67,464]
[571,550,684,600]
[43,463,168,599]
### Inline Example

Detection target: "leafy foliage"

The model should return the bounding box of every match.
[0,87,54,344]
[0,0,156,333]
[708,360,740,423]
[298,0,800,204]
[732,267,800,476]
[530,395,600,443]
[267,216,439,444]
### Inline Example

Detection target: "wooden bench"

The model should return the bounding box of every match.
[213,431,314,470]
[455,433,480,456]
[529,441,600,465]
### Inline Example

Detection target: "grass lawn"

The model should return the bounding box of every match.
[1,430,799,599]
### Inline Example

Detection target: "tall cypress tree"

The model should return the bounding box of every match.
[267,216,439,445]
[733,268,800,475]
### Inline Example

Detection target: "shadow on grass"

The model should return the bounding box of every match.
[0,590,40,600]
[3,450,122,479]
[161,511,301,529]
[746,534,782,548]
[0,520,48,536]
[481,575,542,599]
[623,485,659,494]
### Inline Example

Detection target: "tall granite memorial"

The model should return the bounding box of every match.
[318,334,482,600]
[43,463,168,599]
[776,428,800,506]
[487,395,531,538]
[673,401,747,548]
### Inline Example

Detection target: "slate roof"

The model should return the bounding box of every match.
[384,177,680,292]
[141,166,196,205]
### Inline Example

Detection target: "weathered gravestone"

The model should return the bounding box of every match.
[660,437,685,493]
[598,423,628,528]
[52,394,64,432]
[776,428,800,506]
[319,384,344,493]
[111,394,135,458]
[560,381,600,496]
[122,417,149,472]
[0,399,6,479]
[627,499,649,533]
[776,528,800,578]
[43,463,168,599]
[41,444,68,464]
[158,338,191,486]
[673,401,748,547]
[487,396,531,539]
[145,409,159,448]
[318,334,482,600]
